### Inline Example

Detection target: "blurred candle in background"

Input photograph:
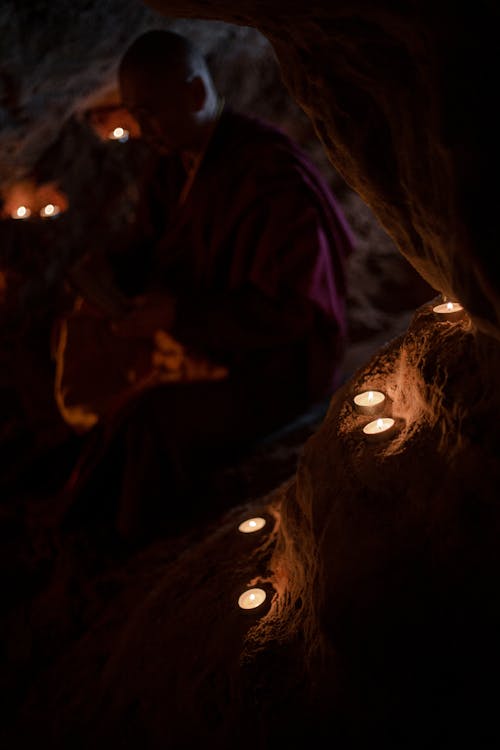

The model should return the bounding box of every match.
[12,205,31,219]
[40,203,61,218]
[109,126,129,142]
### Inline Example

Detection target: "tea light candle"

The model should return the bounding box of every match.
[109,126,129,142]
[40,203,61,218]
[12,205,31,219]
[353,390,386,415]
[432,300,465,321]
[363,417,395,438]
[238,587,267,610]
[238,517,266,534]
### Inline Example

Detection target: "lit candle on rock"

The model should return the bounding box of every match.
[353,389,386,415]
[40,203,61,218]
[109,126,129,142]
[432,300,465,321]
[363,417,396,439]
[238,517,266,534]
[13,205,31,219]
[238,587,267,610]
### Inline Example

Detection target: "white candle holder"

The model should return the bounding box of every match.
[238,517,266,534]
[362,416,396,441]
[353,389,386,416]
[432,300,465,322]
[238,587,267,610]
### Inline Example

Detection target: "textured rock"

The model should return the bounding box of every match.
[9,300,500,748]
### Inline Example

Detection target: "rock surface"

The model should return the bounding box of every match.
[7,300,500,748]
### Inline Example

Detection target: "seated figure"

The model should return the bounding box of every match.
[58,29,356,542]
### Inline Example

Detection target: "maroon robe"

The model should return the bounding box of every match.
[113,107,355,420]
[70,108,356,540]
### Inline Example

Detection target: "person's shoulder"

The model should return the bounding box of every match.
[219,108,325,182]
[221,108,298,152]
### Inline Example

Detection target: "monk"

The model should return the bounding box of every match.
[61,29,356,542]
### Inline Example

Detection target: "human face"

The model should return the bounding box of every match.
[119,69,198,155]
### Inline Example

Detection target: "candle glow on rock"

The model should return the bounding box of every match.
[353,389,385,415]
[363,417,395,436]
[13,205,31,219]
[238,587,267,610]
[238,517,266,534]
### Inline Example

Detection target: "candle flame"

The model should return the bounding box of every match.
[446,301,453,311]
[368,390,374,402]
[376,418,384,431]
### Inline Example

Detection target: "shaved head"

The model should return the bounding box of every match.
[119,29,210,91]
[118,29,220,155]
